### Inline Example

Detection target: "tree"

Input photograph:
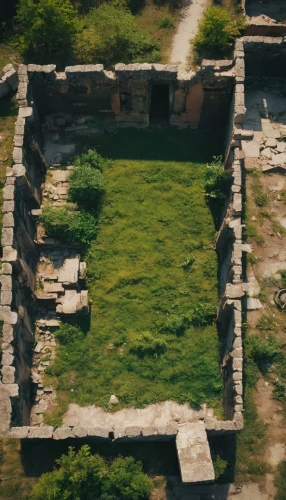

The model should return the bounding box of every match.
[15,0,78,64]
[193,6,243,56]
[30,446,153,500]
[74,4,160,66]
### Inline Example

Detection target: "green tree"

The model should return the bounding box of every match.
[193,6,243,56]
[74,4,160,66]
[30,446,153,500]
[15,0,78,64]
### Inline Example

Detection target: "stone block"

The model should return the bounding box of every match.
[166,422,178,435]
[7,383,19,397]
[2,350,14,366]
[231,347,243,358]
[87,427,109,439]
[13,147,24,164]
[19,107,34,122]
[1,228,14,247]
[2,246,17,262]
[113,427,126,439]
[1,291,13,306]
[125,426,142,437]
[3,185,14,201]
[53,427,73,440]
[72,426,88,438]
[0,275,12,291]
[2,365,15,384]
[233,371,242,381]
[233,358,243,372]
[3,213,14,228]
[142,426,158,437]
[2,324,13,341]
[9,427,30,439]
[234,382,243,395]
[28,426,54,439]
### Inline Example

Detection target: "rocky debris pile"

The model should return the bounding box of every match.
[42,167,70,207]
[36,249,88,316]
[30,316,60,425]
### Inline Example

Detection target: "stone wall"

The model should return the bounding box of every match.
[0,61,245,442]
[0,64,46,427]
[0,64,18,99]
[26,62,235,129]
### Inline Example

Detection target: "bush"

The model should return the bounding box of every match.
[191,302,217,326]
[30,445,153,500]
[193,6,243,56]
[74,4,160,66]
[165,314,187,335]
[73,149,111,172]
[213,455,228,480]
[15,0,78,64]
[204,156,231,200]
[54,324,84,345]
[130,332,167,358]
[246,334,280,373]
[158,15,175,29]
[68,164,106,211]
[40,205,97,245]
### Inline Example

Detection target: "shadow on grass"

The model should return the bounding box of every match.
[20,438,179,477]
[73,127,227,164]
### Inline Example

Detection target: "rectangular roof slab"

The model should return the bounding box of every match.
[176,422,215,484]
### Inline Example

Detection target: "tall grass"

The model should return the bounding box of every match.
[45,129,225,423]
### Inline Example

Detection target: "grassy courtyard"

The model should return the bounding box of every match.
[45,129,225,424]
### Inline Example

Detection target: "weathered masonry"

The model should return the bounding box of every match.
[25,62,234,128]
[0,57,249,484]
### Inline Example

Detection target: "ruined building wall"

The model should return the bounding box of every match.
[27,62,234,129]
[0,62,245,439]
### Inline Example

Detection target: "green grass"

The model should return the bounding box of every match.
[45,129,225,423]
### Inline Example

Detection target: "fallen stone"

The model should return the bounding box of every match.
[265,138,277,148]
[271,153,286,166]
[261,147,272,159]
[276,142,286,153]
[241,140,260,158]
[176,422,214,483]
[109,394,119,405]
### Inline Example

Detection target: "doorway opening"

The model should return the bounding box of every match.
[149,84,169,125]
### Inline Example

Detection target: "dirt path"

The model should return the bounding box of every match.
[169,0,208,69]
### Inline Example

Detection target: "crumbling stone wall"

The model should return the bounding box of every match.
[1,61,244,439]
[0,64,18,99]
[27,62,234,129]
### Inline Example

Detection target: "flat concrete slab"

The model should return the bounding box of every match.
[176,422,214,484]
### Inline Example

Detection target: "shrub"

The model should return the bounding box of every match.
[40,205,97,245]
[73,149,112,172]
[275,460,286,500]
[15,0,78,64]
[68,164,106,211]
[74,4,160,66]
[158,15,175,29]
[246,335,280,373]
[191,302,217,326]
[204,156,231,200]
[130,332,167,358]
[165,314,187,335]
[30,445,153,500]
[213,455,228,480]
[54,324,84,345]
[193,6,243,56]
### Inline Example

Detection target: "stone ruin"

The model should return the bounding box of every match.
[2,34,286,482]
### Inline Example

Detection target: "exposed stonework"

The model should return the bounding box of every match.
[0,64,18,99]
[0,59,249,486]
